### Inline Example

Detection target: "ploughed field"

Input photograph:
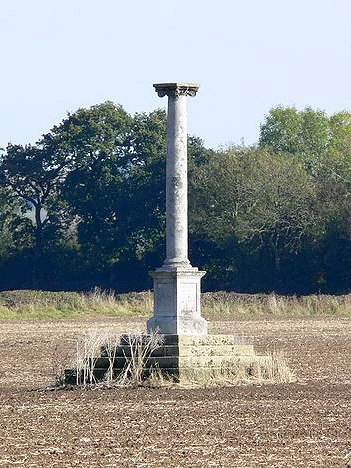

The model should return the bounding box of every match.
[0,316,350,467]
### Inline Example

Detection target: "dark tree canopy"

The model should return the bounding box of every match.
[1,102,351,294]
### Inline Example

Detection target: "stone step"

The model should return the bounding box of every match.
[178,344,254,357]
[101,343,254,359]
[89,353,262,370]
[64,353,270,385]
[65,354,270,385]
[117,334,243,346]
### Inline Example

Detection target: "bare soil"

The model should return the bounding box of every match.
[0,316,350,467]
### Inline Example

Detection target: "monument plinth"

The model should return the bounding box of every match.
[147,83,207,336]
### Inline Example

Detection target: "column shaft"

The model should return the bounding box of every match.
[165,93,189,267]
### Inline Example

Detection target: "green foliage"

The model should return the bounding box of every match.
[43,101,132,163]
[258,106,351,292]
[190,146,318,288]
[43,103,167,289]
[0,187,29,260]
[259,106,304,154]
[1,101,351,294]
[233,150,317,251]
[259,106,351,177]
[0,138,75,288]
[259,106,331,155]
[121,109,167,261]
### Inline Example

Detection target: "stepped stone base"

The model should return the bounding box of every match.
[65,334,269,385]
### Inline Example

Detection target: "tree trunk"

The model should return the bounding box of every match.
[273,233,284,290]
[32,203,43,287]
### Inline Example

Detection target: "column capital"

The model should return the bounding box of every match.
[153,82,200,98]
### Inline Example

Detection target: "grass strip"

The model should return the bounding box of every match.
[0,289,351,320]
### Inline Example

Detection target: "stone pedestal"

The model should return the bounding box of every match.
[147,268,207,335]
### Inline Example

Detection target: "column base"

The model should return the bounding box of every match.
[148,267,207,336]
[147,315,208,335]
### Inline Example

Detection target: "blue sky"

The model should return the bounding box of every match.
[1,0,350,150]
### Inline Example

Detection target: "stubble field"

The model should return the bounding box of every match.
[0,315,350,467]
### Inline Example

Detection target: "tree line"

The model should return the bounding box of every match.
[1,102,351,294]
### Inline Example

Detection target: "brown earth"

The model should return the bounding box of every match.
[0,316,350,467]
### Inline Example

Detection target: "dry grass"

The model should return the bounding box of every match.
[201,291,351,317]
[0,288,153,320]
[248,350,296,383]
[72,330,165,388]
[176,350,295,388]
[0,288,351,320]
[115,332,166,386]
[75,330,108,386]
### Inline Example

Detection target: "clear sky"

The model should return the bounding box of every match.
[1,0,350,150]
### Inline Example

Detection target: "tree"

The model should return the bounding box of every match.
[120,110,167,271]
[0,143,72,284]
[43,103,168,290]
[190,147,319,290]
[259,106,332,174]
[259,106,351,176]
[234,150,318,283]
[44,102,131,275]
[0,186,27,259]
[259,106,303,154]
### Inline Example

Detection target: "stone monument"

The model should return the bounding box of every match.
[147,83,207,336]
[65,82,278,386]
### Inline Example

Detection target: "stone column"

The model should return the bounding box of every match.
[161,83,193,268]
[147,83,207,336]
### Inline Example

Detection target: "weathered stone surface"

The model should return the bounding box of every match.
[64,335,261,385]
[175,335,250,347]
[148,82,207,336]
[177,344,254,357]
[154,83,200,269]
[153,82,200,98]
[147,269,207,335]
